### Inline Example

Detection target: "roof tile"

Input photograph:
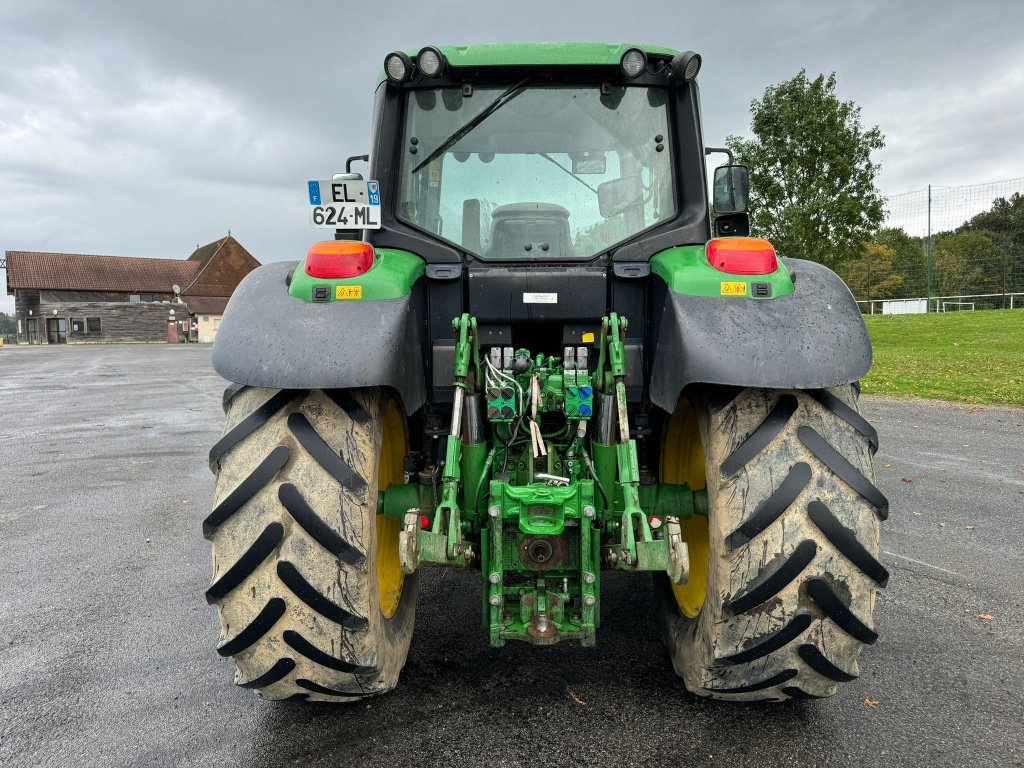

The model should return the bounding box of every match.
[5,251,200,293]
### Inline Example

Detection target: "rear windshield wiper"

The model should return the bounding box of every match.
[410,77,531,174]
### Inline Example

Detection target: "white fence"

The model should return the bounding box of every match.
[879,299,928,315]
[857,292,1024,315]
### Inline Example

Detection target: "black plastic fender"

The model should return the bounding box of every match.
[211,261,426,414]
[648,258,871,412]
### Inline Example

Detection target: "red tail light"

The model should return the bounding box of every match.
[304,241,375,278]
[707,237,778,275]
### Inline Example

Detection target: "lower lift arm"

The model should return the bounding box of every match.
[600,314,693,585]
[399,313,478,571]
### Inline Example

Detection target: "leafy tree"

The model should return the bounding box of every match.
[843,243,903,301]
[0,312,17,336]
[932,231,1002,297]
[727,71,885,269]
[964,193,1024,242]
[873,227,927,298]
[957,193,1024,296]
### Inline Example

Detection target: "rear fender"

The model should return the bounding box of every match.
[212,258,426,414]
[649,256,871,412]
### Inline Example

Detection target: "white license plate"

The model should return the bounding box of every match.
[308,179,382,229]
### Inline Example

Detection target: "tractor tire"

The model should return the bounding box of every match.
[204,386,417,702]
[655,385,888,701]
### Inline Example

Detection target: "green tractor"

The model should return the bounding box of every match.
[204,43,888,703]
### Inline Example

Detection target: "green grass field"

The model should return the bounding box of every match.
[862,309,1024,406]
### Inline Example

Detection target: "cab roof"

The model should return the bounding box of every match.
[377,43,681,84]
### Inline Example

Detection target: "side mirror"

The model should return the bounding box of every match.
[712,165,749,214]
[598,175,643,218]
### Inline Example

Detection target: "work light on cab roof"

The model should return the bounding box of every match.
[417,46,446,77]
[620,47,647,77]
[671,50,701,82]
[384,50,414,82]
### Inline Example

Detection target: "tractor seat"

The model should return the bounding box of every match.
[488,203,573,260]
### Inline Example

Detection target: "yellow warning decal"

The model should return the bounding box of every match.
[720,281,747,296]
[336,285,363,300]
[582,332,595,343]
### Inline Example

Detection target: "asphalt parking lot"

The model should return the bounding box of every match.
[1,344,1022,768]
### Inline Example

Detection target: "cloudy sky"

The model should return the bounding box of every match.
[3,0,1023,314]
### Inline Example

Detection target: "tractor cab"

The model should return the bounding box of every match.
[361,44,720,409]
[369,49,708,242]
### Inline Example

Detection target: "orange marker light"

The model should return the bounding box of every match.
[707,237,778,275]
[304,241,375,279]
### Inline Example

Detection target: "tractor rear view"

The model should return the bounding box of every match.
[204,43,888,702]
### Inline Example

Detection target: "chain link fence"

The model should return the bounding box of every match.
[849,178,1024,313]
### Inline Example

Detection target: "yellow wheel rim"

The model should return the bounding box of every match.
[660,398,710,619]
[376,398,407,619]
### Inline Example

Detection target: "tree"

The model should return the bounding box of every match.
[958,193,1024,297]
[727,71,886,269]
[0,312,17,336]
[842,243,903,302]
[873,227,927,298]
[932,231,1002,297]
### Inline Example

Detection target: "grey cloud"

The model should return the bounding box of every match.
[3,0,1023,314]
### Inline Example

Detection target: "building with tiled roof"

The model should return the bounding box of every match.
[4,235,259,344]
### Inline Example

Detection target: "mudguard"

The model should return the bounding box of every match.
[212,261,426,414]
[649,257,871,412]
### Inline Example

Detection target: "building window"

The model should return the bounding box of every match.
[86,317,101,334]
[17,319,22,335]
[71,318,85,333]
[202,316,209,322]
[129,293,154,303]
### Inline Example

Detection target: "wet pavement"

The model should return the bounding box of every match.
[1,344,1022,767]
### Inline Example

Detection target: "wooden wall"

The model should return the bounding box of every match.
[13,290,185,344]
